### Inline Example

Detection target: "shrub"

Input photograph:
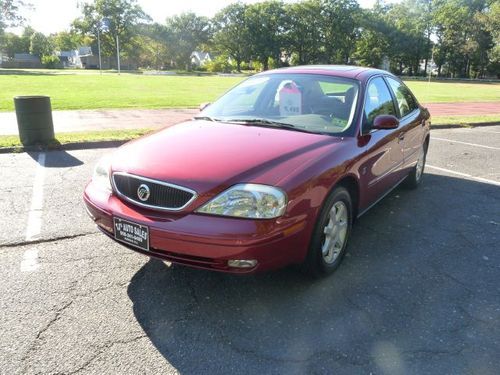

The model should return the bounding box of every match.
[42,55,60,69]
[206,54,234,73]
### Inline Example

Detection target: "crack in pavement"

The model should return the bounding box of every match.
[0,232,97,249]
[66,334,148,374]
[20,300,75,373]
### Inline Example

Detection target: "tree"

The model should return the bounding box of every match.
[384,0,431,75]
[133,23,170,70]
[483,0,500,76]
[0,0,26,32]
[164,12,211,70]
[29,31,54,57]
[432,0,493,78]
[353,7,391,68]
[320,0,361,64]
[212,3,249,72]
[245,1,287,70]
[284,0,325,65]
[72,0,151,60]
[52,31,84,51]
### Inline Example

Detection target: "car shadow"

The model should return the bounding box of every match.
[127,173,500,374]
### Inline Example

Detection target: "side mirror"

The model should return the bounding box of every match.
[372,115,399,130]
[199,102,211,111]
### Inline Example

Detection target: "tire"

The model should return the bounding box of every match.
[404,141,428,189]
[302,187,352,277]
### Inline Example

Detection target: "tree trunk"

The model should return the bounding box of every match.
[262,58,268,71]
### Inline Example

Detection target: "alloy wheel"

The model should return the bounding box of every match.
[322,201,348,264]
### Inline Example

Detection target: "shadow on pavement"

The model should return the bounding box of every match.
[28,150,84,168]
[127,174,500,374]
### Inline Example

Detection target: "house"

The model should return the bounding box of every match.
[190,51,211,67]
[57,46,93,68]
[58,50,82,68]
[9,53,42,68]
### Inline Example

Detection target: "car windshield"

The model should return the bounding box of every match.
[199,73,360,136]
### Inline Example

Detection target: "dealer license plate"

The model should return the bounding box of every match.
[113,217,149,251]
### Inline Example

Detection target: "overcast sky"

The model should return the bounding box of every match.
[7,0,390,35]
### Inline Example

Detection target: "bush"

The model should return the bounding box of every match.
[206,54,234,73]
[42,55,60,69]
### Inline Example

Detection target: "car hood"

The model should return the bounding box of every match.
[111,120,339,196]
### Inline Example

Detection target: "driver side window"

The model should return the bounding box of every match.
[386,77,418,118]
[363,77,396,132]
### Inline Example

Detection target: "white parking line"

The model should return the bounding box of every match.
[22,152,46,272]
[427,164,500,187]
[432,137,500,151]
[20,248,40,272]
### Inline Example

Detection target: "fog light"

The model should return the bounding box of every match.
[227,259,258,268]
[97,221,113,234]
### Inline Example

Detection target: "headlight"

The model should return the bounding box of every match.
[92,155,112,192]
[196,184,287,219]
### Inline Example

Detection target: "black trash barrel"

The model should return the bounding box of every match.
[14,96,55,145]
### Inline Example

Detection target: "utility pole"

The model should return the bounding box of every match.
[97,26,102,75]
[116,35,121,75]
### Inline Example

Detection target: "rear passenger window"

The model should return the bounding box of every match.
[386,77,418,118]
[363,77,396,131]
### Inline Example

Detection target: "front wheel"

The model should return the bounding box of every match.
[404,142,428,189]
[302,187,352,277]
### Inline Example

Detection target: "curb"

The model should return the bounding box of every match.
[1,121,498,154]
[0,140,127,154]
[430,121,500,130]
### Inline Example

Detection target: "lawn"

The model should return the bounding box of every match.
[1,69,499,112]
[0,71,243,112]
[404,80,500,103]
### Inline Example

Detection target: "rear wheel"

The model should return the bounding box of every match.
[302,187,352,277]
[404,142,428,189]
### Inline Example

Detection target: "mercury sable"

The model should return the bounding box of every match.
[84,65,430,276]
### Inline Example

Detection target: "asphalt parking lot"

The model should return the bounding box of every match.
[1,125,499,374]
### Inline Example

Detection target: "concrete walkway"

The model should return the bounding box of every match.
[0,108,198,136]
[0,102,499,136]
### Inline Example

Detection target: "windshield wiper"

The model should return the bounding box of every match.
[226,118,317,133]
[193,115,219,121]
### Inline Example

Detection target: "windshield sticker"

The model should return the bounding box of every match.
[279,82,302,116]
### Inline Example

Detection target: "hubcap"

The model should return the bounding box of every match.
[416,146,425,181]
[321,201,348,264]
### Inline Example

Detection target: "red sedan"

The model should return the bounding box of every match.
[84,65,430,276]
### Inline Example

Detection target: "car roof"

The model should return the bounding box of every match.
[257,65,394,81]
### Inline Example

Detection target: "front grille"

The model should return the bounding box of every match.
[112,173,196,211]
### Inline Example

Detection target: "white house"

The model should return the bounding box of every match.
[57,46,93,68]
[190,51,212,67]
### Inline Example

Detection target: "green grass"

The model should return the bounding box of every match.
[405,80,500,103]
[432,114,500,126]
[0,128,153,149]
[1,69,499,112]
[0,70,242,112]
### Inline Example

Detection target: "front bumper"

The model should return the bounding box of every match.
[84,182,311,274]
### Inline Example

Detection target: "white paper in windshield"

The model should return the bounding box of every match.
[279,82,302,116]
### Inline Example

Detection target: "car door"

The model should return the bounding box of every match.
[385,76,424,171]
[357,76,405,210]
